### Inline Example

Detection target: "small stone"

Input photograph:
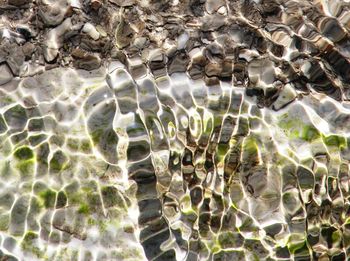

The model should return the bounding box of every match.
[133,37,148,50]
[272,83,297,110]
[128,56,147,78]
[201,15,226,31]
[6,45,25,76]
[22,42,35,60]
[115,20,134,49]
[90,0,101,10]
[38,2,67,27]
[205,62,222,77]
[43,47,58,63]
[168,52,189,74]
[43,18,73,62]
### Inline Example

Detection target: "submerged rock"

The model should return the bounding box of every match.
[71,48,101,70]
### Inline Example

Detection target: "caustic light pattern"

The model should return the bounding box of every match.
[1,0,350,260]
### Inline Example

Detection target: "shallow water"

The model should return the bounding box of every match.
[2,0,350,260]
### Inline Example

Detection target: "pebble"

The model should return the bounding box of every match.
[82,23,100,41]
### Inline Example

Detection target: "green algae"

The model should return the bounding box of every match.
[0,213,9,231]
[300,125,320,142]
[78,203,90,214]
[278,114,320,142]
[50,150,68,172]
[80,139,92,153]
[28,118,44,132]
[218,231,243,249]
[242,136,259,165]
[56,191,68,208]
[86,192,102,211]
[16,159,35,178]
[28,134,47,146]
[21,231,45,259]
[287,234,308,254]
[322,134,347,148]
[101,186,125,209]
[0,114,7,133]
[0,160,12,179]
[90,129,104,144]
[39,189,57,209]
[216,144,229,161]
[67,138,79,151]
[14,146,34,160]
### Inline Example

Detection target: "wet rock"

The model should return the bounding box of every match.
[10,196,29,236]
[205,62,222,77]
[87,100,118,164]
[4,104,28,132]
[115,19,134,49]
[38,0,69,27]
[241,0,264,26]
[43,18,74,62]
[148,49,167,78]
[101,186,125,208]
[272,83,297,110]
[168,51,189,74]
[4,44,25,76]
